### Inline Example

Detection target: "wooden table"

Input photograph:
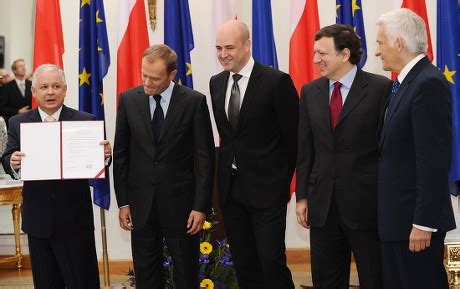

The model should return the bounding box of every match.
[0,178,23,270]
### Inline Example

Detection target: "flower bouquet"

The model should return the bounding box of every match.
[164,210,238,289]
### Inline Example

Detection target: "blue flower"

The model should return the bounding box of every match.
[163,256,173,268]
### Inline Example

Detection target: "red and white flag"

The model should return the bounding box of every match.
[213,0,237,72]
[117,0,150,102]
[289,0,320,193]
[33,0,64,108]
[289,0,320,94]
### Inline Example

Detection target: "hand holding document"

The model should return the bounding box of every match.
[20,121,105,181]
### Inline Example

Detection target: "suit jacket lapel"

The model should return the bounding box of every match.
[58,105,73,121]
[378,57,430,149]
[133,88,155,144]
[313,78,332,132]
[214,71,234,135]
[28,108,42,122]
[159,84,184,140]
[335,70,368,128]
[237,62,263,131]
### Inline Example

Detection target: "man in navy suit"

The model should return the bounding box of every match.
[376,8,456,289]
[2,64,112,289]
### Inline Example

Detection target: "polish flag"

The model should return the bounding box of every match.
[33,0,64,108]
[289,0,320,94]
[211,0,237,146]
[289,0,320,193]
[213,0,237,73]
[117,0,150,103]
[392,0,433,79]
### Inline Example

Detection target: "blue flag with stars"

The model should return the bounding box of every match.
[252,0,278,69]
[437,0,460,196]
[164,0,194,88]
[336,0,367,69]
[79,0,111,209]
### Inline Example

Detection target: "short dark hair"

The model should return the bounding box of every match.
[142,44,177,73]
[315,24,362,65]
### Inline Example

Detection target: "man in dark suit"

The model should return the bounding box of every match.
[2,64,112,289]
[376,9,456,289]
[0,59,32,124]
[296,24,392,289]
[210,20,298,289]
[113,44,215,289]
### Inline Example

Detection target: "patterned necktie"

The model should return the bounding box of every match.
[387,80,400,112]
[228,74,243,130]
[44,115,56,122]
[19,81,25,97]
[151,95,164,142]
[330,81,343,129]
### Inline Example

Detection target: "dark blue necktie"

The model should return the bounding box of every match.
[387,80,400,111]
[151,95,164,142]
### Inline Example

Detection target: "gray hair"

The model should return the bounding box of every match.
[31,64,66,86]
[376,8,428,55]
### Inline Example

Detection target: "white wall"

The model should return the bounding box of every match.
[2,0,458,261]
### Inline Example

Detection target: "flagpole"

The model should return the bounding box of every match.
[100,207,110,287]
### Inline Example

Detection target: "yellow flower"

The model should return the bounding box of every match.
[200,278,214,289]
[202,221,212,230]
[200,241,213,255]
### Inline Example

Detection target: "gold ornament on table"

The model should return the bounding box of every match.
[446,242,460,288]
[148,0,157,31]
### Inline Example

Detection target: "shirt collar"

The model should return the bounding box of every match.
[397,54,425,84]
[329,65,357,90]
[15,78,24,86]
[230,57,255,80]
[153,81,175,102]
[38,106,63,122]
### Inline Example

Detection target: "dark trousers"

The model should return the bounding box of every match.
[222,175,294,289]
[28,232,100,289]
[310,195,382,289]
[381,232,448,289]
[131,198,199,289]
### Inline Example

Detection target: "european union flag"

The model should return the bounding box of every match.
[336,0,367,69]
[252,0,278,68]
[79,0,111,209]
[164,0,194,88]
[437,0,460,196]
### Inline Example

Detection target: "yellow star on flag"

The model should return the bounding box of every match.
[352,0,361,17]
[336,4,341,18]
[96,10,103,23]
[79,68,92,86]
[178,79,182,85]
[186,63,192,76]
[443,65,456,84]
[99,92,104,105]
[81,0,91,8]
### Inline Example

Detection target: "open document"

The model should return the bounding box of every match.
[20,121,105,181]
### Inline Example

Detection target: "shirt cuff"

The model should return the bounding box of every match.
[119,205,129,208]
[413,224,437,232]
[9,163,20,180]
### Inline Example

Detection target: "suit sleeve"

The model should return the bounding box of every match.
[113,93,131,208]
[1,117,20,177]
[295,85,314,201]
[412,76,452,228]
[192,95,215,213]
[0,85,21,118]
[274,73,299,178]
